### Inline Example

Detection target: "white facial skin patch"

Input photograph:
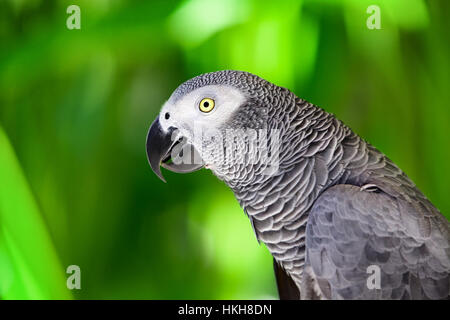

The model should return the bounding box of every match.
[158,84,247,136]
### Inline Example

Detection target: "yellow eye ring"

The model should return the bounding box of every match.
[199,98,215,113]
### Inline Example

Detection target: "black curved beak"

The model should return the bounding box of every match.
[146,118,204,182]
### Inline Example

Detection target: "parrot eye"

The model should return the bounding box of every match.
[199,98,215,113]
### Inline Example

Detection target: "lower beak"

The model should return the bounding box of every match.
[146,118,204,182]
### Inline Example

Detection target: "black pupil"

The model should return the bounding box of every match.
[203,101,209,108]
[165,112,170,119]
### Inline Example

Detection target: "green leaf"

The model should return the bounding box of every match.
[0,127,71,299]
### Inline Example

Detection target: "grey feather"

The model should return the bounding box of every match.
[162,70,450,299]
[306,184,449,299]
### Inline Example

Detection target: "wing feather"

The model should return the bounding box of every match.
[306,184,450,299]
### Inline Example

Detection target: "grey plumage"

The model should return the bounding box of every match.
[147,70,450,299]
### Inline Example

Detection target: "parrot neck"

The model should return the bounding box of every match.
[219,98,361,280]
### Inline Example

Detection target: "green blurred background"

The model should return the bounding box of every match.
[0,0,449,299]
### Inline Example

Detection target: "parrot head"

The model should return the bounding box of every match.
[146,70,278,183]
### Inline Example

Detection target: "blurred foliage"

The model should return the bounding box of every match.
[0,0,449,299]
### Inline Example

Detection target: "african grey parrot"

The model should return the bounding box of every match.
[146,70,450,300]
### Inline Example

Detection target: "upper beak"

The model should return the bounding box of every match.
[146,117,204,182]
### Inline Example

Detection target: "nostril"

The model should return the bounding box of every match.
[165,112,170,120]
